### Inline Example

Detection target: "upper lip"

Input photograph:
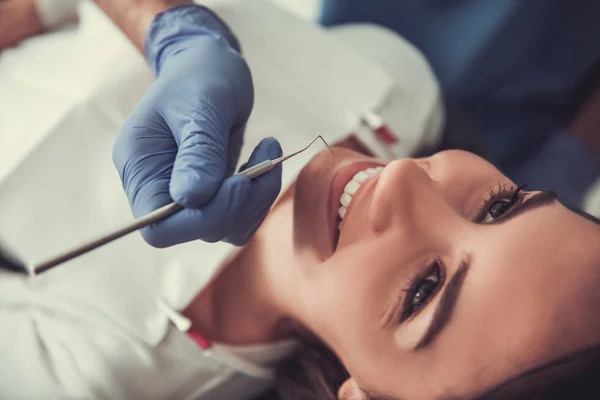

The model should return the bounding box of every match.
[327,161,384,248]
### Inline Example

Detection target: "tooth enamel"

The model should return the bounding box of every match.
[337,166,384,223]
[344,180,360,195]
[340,193,353,207]
[353,171,370,183]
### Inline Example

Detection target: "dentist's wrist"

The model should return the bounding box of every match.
[93,0,191,54]
[145,4,241,75]
[0,0,43,49]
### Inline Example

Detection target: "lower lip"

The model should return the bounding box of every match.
[328,161,384,245]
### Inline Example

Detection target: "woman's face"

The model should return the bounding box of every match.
[278,148,600,399]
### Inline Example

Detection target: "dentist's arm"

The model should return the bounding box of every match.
[0,0,43,49]
[93,0,189,53]
[0,0,79,50]
[96,0,283,247]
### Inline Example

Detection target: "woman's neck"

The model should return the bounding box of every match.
[184,192,298,345]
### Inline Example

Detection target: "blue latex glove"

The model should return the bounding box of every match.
[113,5,282,247]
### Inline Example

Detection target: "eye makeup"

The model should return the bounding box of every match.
[477,189,557,225]
[399,260,445,322]
[474,184,526,223]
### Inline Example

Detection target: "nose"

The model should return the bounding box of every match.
[368,157,442,233]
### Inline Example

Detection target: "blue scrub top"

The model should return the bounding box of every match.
[321,0,600,204]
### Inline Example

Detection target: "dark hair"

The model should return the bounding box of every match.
[261,206,600,400]
[562,201,600,225]
[261,341,600,400]
[477,343,600,400]
[265,333,349,400]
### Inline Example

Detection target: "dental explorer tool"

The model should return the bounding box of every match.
[31,135,333,275]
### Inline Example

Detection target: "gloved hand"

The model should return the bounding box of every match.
[113,5,282,247]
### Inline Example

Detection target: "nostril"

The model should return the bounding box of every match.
[413,158,431,171]
[412,158,437,184]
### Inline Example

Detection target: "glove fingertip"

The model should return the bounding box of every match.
[140,226,170,248]
[186,174,252,242]
[262,137,283,159]
[170,173,220,208]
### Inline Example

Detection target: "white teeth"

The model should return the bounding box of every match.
[353,171,370,183]
[340,193,353,207]
[344,180,360,195]
[338,166,384,224]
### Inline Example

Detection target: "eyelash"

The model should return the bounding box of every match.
[478,184,527,223]
[400,261,445,322]
[399,184,527,321]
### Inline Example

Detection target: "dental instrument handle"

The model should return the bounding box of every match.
[31,135,332,275]
[31,167,261,275]
[32,202,185,274]
[238,159,276,179]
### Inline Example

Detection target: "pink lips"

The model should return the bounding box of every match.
[327,161,385,247]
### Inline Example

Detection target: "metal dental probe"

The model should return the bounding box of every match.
[31,135,333,275]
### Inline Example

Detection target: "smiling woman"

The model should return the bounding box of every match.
[3,139,600,399]
[236,141,600,400]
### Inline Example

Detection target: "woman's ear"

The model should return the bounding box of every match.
[338,378,368,400]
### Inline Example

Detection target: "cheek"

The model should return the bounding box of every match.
[337,209,372,249]
[306,242,397,352]
[459,263,555,360]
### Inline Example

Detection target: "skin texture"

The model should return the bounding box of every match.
[0,0,190,52]
[0,0,43,50]
[187,145,600,400]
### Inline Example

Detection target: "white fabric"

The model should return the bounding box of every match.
[0,0,443,398]
[583,177,600,217]
[35,0,79,29]
[326,24,444,158]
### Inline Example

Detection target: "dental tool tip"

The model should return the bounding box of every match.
[315,134,334,154]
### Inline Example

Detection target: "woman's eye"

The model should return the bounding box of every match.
[478,184,526,223]
[484,199,513,222]
[402,263,443,320]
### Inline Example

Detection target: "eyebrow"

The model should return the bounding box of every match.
[414,190,557,350]
[415,259,469,350]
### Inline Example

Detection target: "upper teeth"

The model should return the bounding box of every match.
[338,166,383,220]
